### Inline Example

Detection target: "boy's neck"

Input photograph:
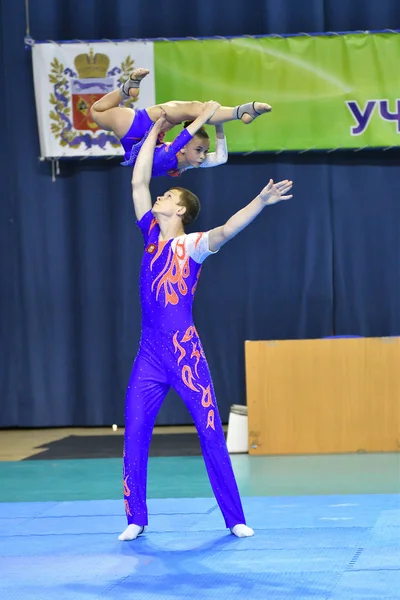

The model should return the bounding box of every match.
[157,216,185,241]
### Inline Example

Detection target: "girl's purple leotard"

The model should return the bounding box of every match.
[119,108,193,177]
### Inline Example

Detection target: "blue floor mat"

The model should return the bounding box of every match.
[0,494,399,600]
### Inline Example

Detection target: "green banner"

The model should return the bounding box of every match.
[154,33,400,152]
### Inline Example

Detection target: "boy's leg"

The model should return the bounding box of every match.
[167,328,253,535]
[120,349,169,540]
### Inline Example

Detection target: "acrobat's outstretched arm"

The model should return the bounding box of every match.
[131,116,167,220]
[208,179,293,252]
[200,125,228,168]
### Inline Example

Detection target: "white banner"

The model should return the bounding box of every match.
[32,41,155,159]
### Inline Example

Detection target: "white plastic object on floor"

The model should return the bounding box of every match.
[226,404,248,453]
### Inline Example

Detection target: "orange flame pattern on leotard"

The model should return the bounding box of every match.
[150,239,191,306]
[173,331,186,365]
[190,342,201,377]
[123,475,131,497]
[150,241,166,270]
[191,267,202,295]
[148,218,158,236]
[199,384,213,408]
[173,326,215,430]
[182,364,199,392]
[206,410,215,430]
[181,326,195,343]
[124,499,132,517]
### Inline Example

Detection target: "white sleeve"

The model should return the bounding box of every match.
[200,135,228,168]
[185,232,219,264]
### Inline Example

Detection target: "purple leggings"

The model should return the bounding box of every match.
[123,326,246,528]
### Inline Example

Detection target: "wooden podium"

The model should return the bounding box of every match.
[245,337,400,455]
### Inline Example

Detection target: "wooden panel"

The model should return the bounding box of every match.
[245,338,400,455]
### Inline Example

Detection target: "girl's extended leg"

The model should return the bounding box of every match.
[147,100,271,126]
[89,68,149,137]
[90,67,272,140]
